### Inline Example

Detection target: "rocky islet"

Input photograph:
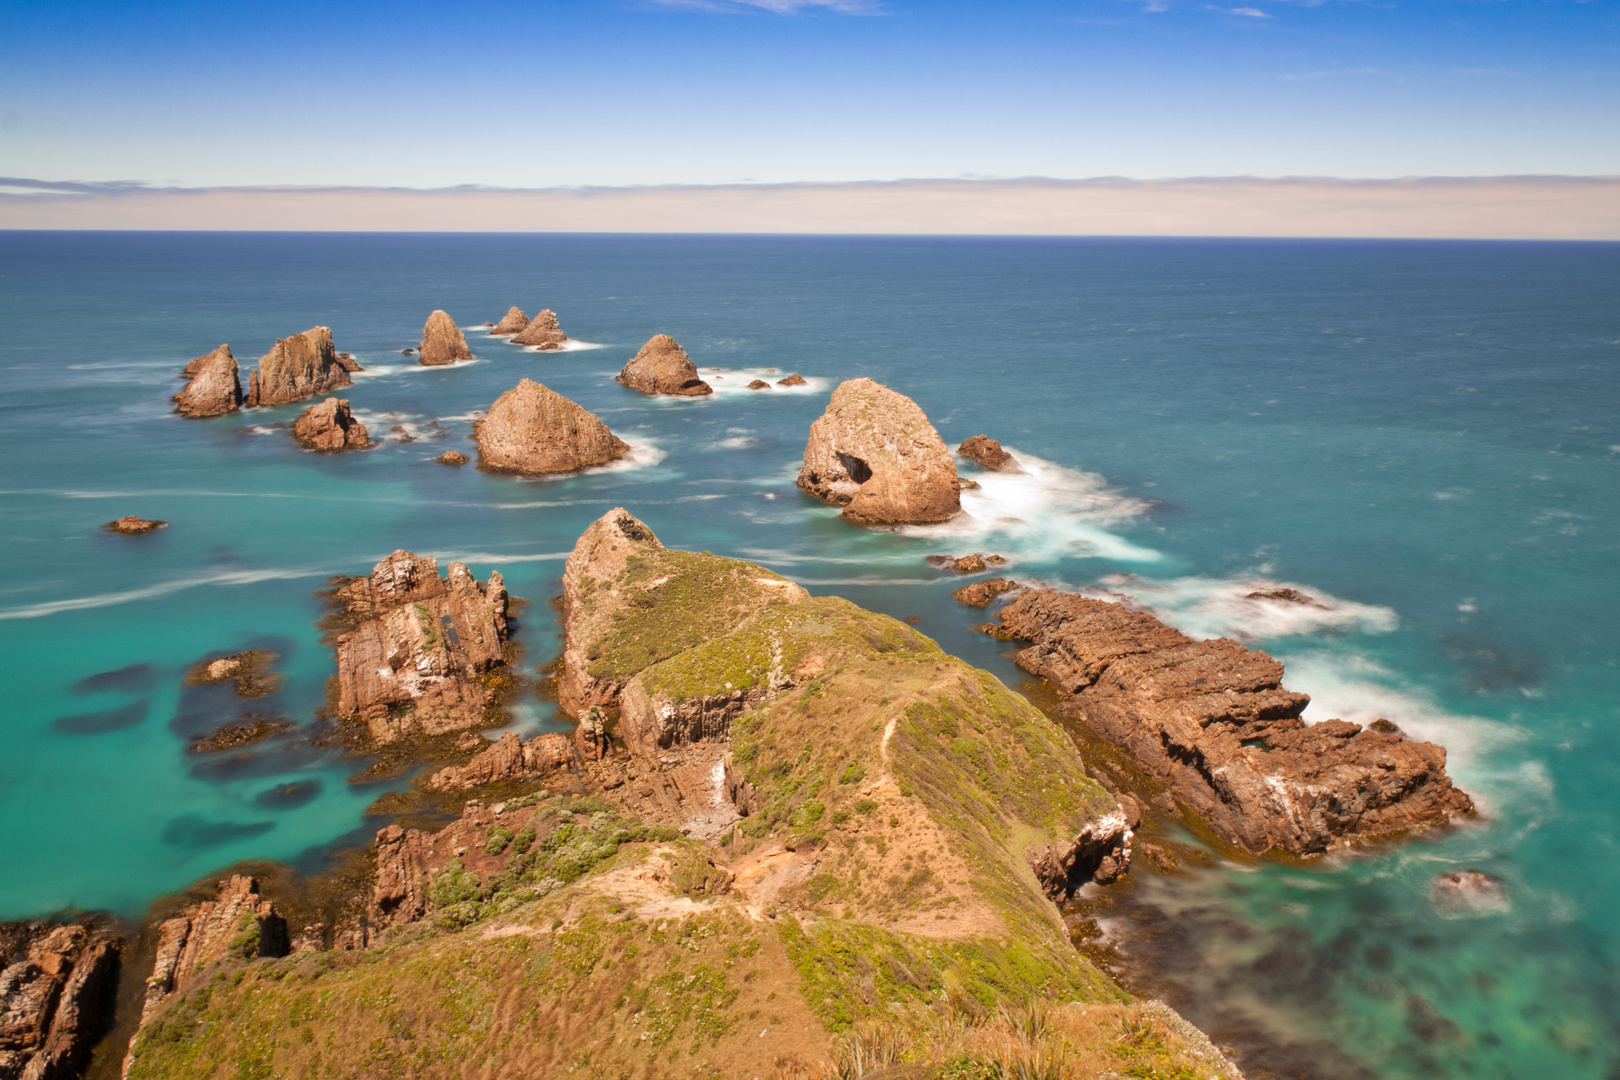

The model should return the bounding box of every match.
[509,308,568,349]
[475,378,630,474]
[615,333,713,396]
[290,398,371,451]
[417,310,472,367]
[244,326,351,408]
[173,344,242,417]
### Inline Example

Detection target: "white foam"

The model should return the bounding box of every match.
[591,435,666,473]
[703,370,826,396]
[351,409,447,445]
[0,566,329,620]
[518,339,605,353]
[1083,573,1399,642]
[428,551,571,565]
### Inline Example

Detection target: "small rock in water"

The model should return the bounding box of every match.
[292,398,371,452]
[391,424,417,443]
[747,379,771,390]
[1245,587,1322,607]
[927,553,1002,574]
[953,578,1021,607]
[1431,869,1508,915]
[776,373,807,386]
[437,450,468,466]
[104,515,168,535]
[958,434,1018,472]
[400,348,415,355]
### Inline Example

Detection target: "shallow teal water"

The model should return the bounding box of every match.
[1,233,1615,1078]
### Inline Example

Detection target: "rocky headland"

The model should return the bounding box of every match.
[418,310,472,367]
[797,377,963,524]
[244,327,351,408]
[981,588,1475,855]
[172,345,242,418]
[290,398,371,452]
[0,919,122,1080]
[475,379,630,474]
[509,308,568,349]
[614,334,713,396]
[490,306,529,335]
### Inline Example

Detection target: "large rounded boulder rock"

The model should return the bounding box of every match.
[173,344,243,418]
[476,378,630,474]
[419,310,472,367]
[615,334,713,397]
[797,377,962,524]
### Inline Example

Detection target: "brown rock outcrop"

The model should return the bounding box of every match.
[183,648,282,697]
[615,335,713,396]
[334,352,363,373]
[103,516,167,535]
[426,731,576,790]
[419,310,473,367]
[953,578,1021,607]
[928,553,1006,574]
[746,379,770,390]
[328,551,512,744]
[983,589,1475,855]
[475,379,630,475]
[1026,808,1133,900]
[0,921,121,1080]
[510,308,568,349]
[558,509,667,717]
[958,434,1018,471]
[491,307,530,335]
[173,344,242,417]
[436,450,467,466]
[135,877,286,1030]
[797,377,961,525]
[776,373,807,387]
[245,327,350,407]
[291,398,371,451]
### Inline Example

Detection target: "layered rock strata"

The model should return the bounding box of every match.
[475,379,629,474]
[510,308,567,349]
[797,378,962,524]
[491,307,529,335]
[291,398,371,451]
[136,877,286,1030]
[427,731,575,791]
[419,310,472,367]
[0,921,121,1080]
[615,335,713,396]
[983,589,1475,855]
[244,327,351,407]
[958,434,1018,471]
[173,344,243,417]
[328,550,512,744]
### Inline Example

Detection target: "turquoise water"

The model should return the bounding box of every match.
[1,233,1615,1078]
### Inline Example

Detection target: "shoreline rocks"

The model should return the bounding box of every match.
[982,589,1475,855]
[103,516,167,535]
[953,578,1022,607]
[475,379,630,475]
[929,553,1005,573]
[0,918,123,1080]
[958,434,1018,471]
[419,310,473,367]
[490,307,529,335]
[615,335,713,396]
[510,309,568,349]
[173,344,243,417]
[245,327,351,408]
[291,398,371,451]
[797,377,962,524]
[426,731,576,791]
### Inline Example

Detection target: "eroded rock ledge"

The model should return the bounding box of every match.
[983,588,1475,855]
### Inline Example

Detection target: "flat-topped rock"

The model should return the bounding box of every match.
[959,434,1018,471]
[419,310,472,367]
[174,344,243,417]
[797,377,961,524]
[616,334,713,396]
[511,308,568,349]
[103,515,167,535]
[490,307,530,335]
[292,398,371,451]
[982,589,1475,855]
[476,378,629,475]
[245,326,351,407]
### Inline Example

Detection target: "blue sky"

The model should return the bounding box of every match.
[0,0,1615,186]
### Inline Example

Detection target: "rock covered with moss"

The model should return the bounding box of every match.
[616,334,713,396]
[291,397,371,451]
[797,377,962,525]
[510,308,568,349]
[244,326,351,407]
[173,343,243,417]
[476,378,630,474]
[418,310,472,366]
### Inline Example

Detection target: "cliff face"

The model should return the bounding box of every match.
[244,327,351,408]
[173,345,242,418]
[291,398,370,451]
[615,334,713,396]
[797,377,962,525]
[475,378,630,474]
[510,308,567,348]
[328,551,511,744]
[418,310,472,367]
[0,920,122,1080]
[985,589,1475,855]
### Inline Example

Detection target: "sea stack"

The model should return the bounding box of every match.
[291,398,371,451]
[491,307,530,335]
[797,377,962,524]
[615,334,713,397]
[510,308,568,349]
[173,344,243,417]
[476,378,630,474]
[419,310,472,367]
[244,327,351,407]
[958,434,1018,471]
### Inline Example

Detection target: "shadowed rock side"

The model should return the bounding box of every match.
[983,589,1475,856]
[475,378,629,474]
[509,308,567,349]
[290,398,370,451]
[0,920,122,1080]
[615,334,713,396]
[418,310,472,367]
[244,327,351,408]
[959,433,1018,471]
[797,377,962,524]
[328,550,511,744]
[173,344,242,418]
[490,306,529,335]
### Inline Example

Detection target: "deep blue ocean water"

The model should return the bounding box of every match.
[1,232,1615,1079]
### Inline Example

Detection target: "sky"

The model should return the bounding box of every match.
[1,0,1617,189]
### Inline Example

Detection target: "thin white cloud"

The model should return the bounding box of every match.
[648,0,879,12]
[1230,6,1270,16]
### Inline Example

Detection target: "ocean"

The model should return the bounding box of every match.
[0,231,1615,1078]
